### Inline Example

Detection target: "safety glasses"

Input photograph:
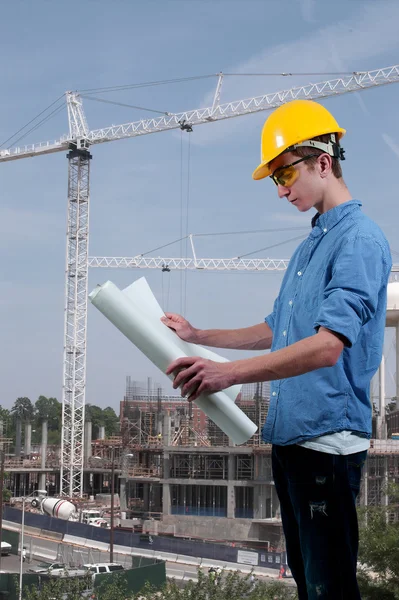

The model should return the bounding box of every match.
[270,154,319,187]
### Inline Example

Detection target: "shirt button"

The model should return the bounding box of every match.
[272,392,277,397]
[297,271,302,276]
[309,241,314,246]
[283,330,287,337]
[323,228,327,233]
[288,300,293,306]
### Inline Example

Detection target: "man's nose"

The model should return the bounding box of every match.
[277,184,289,199]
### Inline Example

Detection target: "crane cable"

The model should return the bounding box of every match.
[183,133,192,317]
[0,94,65,149]
[180,131,184,315]
[2,70,363,149]
[236,233,308,259]
[78,70,362,95]
[80,95,172,116]
[137,227,310,258]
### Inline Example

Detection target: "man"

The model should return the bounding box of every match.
[162,99,392,599]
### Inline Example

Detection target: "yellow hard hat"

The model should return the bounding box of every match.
[252,99,346,181]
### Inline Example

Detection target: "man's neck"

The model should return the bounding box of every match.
[315,180,352,215]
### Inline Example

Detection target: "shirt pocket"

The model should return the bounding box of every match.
[302,266,326,311]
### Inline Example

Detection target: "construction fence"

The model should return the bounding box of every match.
[4,507,285,570]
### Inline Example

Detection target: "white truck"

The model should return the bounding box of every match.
[0,541,12,556]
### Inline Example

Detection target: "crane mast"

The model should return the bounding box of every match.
[60,144,91,497]
[1,65,399,497]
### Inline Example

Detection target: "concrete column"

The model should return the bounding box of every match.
[40,421,48,469]
[162,483,171,516]
[254,484,264,519]
[119,477,127,511]
[228,454,235,480]
[38,473,46,491]
[227,455,235,518]
[15,419,22,458]
[24,423,32,456]
[227,483,235,518]
[39,420,48,491]
[98,426,105,440]
[256,454,272,481]
[84,421,92,466]
[162,413,171,446]
[163,445,171,516]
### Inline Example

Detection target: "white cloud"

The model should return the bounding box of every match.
[190,0,399,146]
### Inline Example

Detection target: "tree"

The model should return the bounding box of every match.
[357,483,399,599]
[102,407,120,437]
[23,574,92,600]
[95,574,129,600]
[85,404,104,435]
[34,396,62,444]
[132,569,297,600]
[11,397,34,423]
[35,396,61,425]
[85,404,120,438]
[2,487,12,502]
[22,569,297,600]
[0,406,13,440]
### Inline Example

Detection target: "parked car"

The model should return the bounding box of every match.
[87,518,109,529]
[83,563,124,579]
[29,562,68,574]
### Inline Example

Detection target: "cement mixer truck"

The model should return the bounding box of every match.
[30,493,77,521]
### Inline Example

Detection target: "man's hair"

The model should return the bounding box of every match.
[290,133,343,179]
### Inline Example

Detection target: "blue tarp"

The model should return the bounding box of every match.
[4,506,283,569]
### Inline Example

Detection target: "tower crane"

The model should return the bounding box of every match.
[1,64,399,498]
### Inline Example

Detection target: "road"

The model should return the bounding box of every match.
[0,553,44,574]
[10,529,295,588]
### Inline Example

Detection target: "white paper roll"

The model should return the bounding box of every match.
[122,277,242,402]
[89,280,257,445]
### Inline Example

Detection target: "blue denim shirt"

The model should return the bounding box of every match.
[263,200,392,445]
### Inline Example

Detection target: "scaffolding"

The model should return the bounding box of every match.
[170,454,228,480]
[121,376,399,536]
[170,415,211,447]
[236,455,254,480]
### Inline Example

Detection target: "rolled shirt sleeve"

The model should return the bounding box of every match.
[314,235,389,348]
[265,296,279,332]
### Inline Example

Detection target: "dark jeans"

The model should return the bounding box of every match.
[272,444,367,600]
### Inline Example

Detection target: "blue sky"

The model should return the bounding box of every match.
[1,0,398,411]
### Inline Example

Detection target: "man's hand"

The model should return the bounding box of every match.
[165,357,235,401]
[161,312,199,343]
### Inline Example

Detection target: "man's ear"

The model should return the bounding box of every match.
[318,153,333,178]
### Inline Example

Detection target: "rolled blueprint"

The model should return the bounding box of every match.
[122,277,242,402]
[89,279,257,444]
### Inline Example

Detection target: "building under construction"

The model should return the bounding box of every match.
[116,377,399,549]
[2,374,399,550]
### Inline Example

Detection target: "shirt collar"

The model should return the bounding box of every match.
[311,200,362,231]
